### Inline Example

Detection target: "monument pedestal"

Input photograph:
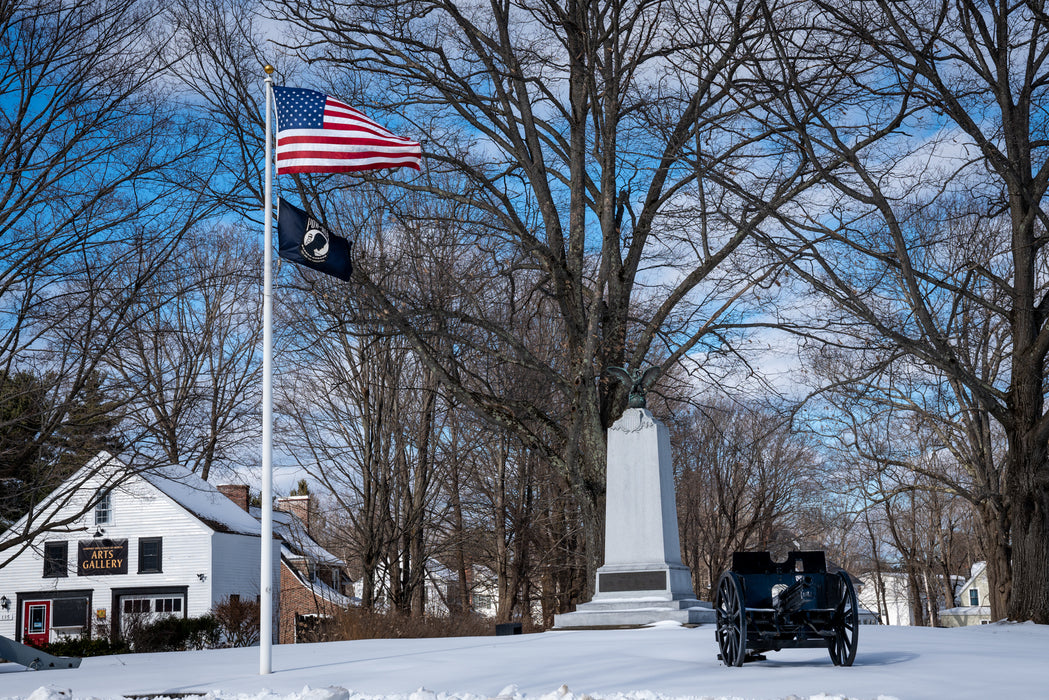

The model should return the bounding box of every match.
[554,408,714,628]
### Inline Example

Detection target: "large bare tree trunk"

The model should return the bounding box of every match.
[1005,437,1049,622]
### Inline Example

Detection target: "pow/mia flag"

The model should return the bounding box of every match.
[276,199,352,281]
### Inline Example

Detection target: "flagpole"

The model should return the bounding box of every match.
[260,64,275,675]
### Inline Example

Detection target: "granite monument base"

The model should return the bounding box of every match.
[552,562,715,628]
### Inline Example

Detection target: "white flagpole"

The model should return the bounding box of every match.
[260,64,275,675]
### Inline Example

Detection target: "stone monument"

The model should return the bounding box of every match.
[553,368,714,628]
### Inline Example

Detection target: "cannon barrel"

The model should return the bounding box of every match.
[773,578,810,614]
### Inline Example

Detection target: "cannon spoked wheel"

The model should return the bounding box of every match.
[828,571,859,666]
[715,571,747,667]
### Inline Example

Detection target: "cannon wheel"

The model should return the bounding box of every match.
[828,571,859,666]
[715,571,747,667]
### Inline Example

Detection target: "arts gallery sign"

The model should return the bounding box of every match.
[77,538,128,575]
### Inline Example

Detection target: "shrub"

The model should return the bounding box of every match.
[212,596,260,647]
[127,614,221,652]
[31,636,129,658]
[311,608,494,642]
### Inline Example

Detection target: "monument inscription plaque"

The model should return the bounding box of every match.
[599,571,667,593]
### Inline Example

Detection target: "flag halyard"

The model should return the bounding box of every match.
[273,86,422,174]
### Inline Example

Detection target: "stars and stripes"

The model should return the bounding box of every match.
[273,86,422,174]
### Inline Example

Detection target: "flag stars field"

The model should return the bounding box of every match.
[273,86,422,174]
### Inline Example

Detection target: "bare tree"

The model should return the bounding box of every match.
[805,330,1010,618]
[0,0,220,555]
[751,0,1049,622]
[272,214,458,616]
[102,227,263,481]
[826,408,984,625]
[671,401,820,599]
[260,0,827,596]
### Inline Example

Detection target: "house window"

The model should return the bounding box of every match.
[52,597,89,632]
[154,597,181,613]
[94,492,111,526]
[43,541,68,578]
[120,596,181,616]
[969,589,980,606]
[124,598,151,614]
[138,537,162,574]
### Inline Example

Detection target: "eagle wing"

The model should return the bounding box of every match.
[640,365,661,390]
[605,366,632,386]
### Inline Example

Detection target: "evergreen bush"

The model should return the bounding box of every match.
[32,636,130,658]
[127,614,222,652]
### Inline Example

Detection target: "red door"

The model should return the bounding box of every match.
[23,600,50,646]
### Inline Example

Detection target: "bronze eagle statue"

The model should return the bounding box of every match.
[606,365,661,409]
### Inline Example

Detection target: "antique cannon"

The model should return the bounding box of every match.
[714,550,859,667]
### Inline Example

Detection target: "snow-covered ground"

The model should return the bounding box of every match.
[2,621,1046,700]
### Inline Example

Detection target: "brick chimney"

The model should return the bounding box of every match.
[217,484,250,512]
[276,495,312,535]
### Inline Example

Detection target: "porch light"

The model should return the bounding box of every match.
[0,595,8,610]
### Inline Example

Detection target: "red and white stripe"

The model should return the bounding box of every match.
[276,97,422,174]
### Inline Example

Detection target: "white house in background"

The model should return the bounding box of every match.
[857,572,911,625]
[424,563,499,618]
[371,560,499,619]
[0,452,280,645]
[939,562,992,627]
[857,570,965,626]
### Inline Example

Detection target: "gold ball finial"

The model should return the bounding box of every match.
[264,64,274,75]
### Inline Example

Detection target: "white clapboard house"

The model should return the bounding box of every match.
[0,452,280,645]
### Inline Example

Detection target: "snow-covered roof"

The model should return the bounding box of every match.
[426,561,456,581]
[0,451,271,542]
[138,461,269,537]
[940,605,991,616]
[858,606,880,622]
[859,570,964,588]
[249,506,344,567]
[956,561,987,594]
[859,571,909,579]
[282,553,358,608]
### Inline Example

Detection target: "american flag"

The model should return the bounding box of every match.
[273,86,422,174]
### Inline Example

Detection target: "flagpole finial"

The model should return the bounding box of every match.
[264,64,274,75]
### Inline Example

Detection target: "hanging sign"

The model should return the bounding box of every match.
[77,539,128,575]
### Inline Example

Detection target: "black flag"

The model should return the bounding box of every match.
[277,199,352,281]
